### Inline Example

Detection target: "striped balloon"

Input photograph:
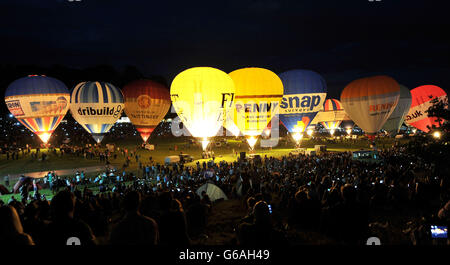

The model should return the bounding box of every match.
[70,81,124,143]
[321,99,344,133]
[4,75,70,143]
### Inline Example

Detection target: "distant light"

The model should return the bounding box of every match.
[412,128,417,134]
[201,137,210,151]
[292,132,303,144]
[9,114,13,118]
[433,131,441,139]
[346,127,352,135]
[38,133,51,144]
[247,136,257,150]
[306,129,313,137]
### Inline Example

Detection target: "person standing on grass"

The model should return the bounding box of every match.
[4,175,9,187]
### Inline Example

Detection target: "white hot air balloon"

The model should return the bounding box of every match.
[382,84,412,135]
[70,81,124,143]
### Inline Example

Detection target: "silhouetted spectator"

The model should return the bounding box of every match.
[41,190,96,245]
[237,201,287,246]
[0,205,34,245]
[158,192,191,246]
[110,191,159,245]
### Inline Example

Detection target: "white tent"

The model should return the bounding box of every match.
[196,182,228,202]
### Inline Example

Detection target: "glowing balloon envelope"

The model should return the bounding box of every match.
[70,81,124,143]
[229,67,284,148]
[123,80,171,142]
[5,75,70,144]
[170,67,235,149]
[340,75,400,138]
[321,99,344,136]
[278,69,327,142]
[404,85,447,132]
[382,85,412,135]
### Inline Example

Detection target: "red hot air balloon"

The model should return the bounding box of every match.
[405,85,447,132]
[122,80,171,142]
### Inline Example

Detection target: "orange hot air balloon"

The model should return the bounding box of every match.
[122,80,171,142]
[341,75,400,140]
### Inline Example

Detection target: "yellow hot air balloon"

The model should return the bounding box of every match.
[228,67,284,149]
[170,67,235,150]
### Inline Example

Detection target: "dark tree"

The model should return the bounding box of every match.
[426,96,449,140]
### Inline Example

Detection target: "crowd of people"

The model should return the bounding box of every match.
[1,137,448,246]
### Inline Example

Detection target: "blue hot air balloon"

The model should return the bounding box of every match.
[4,75,70,144]
[279,70,327,143]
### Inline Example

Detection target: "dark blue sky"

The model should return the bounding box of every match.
[1,0,449,98]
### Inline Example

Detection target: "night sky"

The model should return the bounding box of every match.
[1,0,449,98]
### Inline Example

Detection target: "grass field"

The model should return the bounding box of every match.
[0,135,407,203]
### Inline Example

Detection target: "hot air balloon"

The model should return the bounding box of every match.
[340,75,400,140]
[223,108,242,137]
[122,80,171,142]
[382,85,412,135]
[321,99,344,136]
[70,81,124,143]
[278,70,327,144]
[4,75,70,144]
[229,67,284,149]
[405,85,447,132]
[170,67,235,150]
